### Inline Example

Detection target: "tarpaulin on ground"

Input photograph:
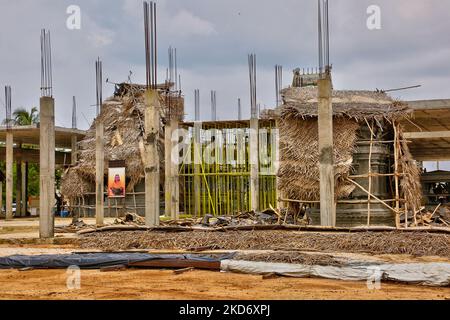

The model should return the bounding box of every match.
[0,253,236,269]
[221,260,450,287]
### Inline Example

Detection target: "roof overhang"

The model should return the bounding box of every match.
[0,125,87,149]
[401,99,450,161]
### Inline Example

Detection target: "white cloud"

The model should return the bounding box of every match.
[88,29,115,48]
[169,10,217,37]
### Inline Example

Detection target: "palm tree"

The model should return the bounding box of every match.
[12,107,39,126]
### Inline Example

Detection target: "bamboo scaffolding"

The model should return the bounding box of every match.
[366,118,374,226]
[346,178,400,215]
[393,123,401,228]
[349,173,404,179]
[279,198,404,205]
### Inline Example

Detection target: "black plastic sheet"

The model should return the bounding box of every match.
[0,252,236,269]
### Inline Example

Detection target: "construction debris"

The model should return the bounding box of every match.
[80,230,450,258]
[234,252,343,266]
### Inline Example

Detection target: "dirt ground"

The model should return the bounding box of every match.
[1,218,450,300]
[0,268,449,300]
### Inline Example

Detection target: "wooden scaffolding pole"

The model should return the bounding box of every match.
[393,123,401,228]
[366,119,374,226]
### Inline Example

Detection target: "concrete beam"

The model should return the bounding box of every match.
[39,97,55,238]
[0,147,69,164]
[318,74,336,227]
[404,131,450,139]
[407,99,450,110]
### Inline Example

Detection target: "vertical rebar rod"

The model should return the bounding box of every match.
[95,58,103,116]
[318,0,330,75]
[5,86,11,129]
[40,29,53,97]
[175,48,178,91]
[153,1,157,89]
[248,54,257,119]
[72,96,77,129]
[211,90,217,121]
[144,1,157,89]
[238,98,242,121]
[194,89,200,121]
[275,65,283,107]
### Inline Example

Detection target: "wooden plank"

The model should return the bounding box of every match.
[129,259,221,270]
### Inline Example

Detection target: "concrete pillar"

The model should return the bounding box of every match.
[0,182,2,217]
[164,122,172,218]
[170,118,179,219]
[193,121,201,217]
[5,132,13,220]
[71,135,78,165]
[144,90,160,226]
[250,117,259,212]
[95,122,104,226]
[318,74,336,227]
[39,97,55,238]
[16,161,22,217]
[164,119,180,219]
[22,162,28,215]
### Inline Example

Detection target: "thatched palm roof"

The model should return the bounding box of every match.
[281,87,412,121]
[61,83,184,200]
[278,86,421,209]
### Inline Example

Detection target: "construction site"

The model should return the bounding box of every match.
[0,0,450,301]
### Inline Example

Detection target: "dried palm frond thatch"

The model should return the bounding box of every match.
[61,83,184,202]
[278,86,421,208]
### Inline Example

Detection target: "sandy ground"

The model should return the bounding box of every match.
[0,218,115,239]
[1,218,450,300]
[0,268,449,300]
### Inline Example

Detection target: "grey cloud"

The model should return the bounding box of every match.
[0,0,449,128]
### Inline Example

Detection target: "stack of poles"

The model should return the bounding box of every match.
[143,1,161,226]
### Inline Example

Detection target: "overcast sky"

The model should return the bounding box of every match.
[0,0,449,129]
